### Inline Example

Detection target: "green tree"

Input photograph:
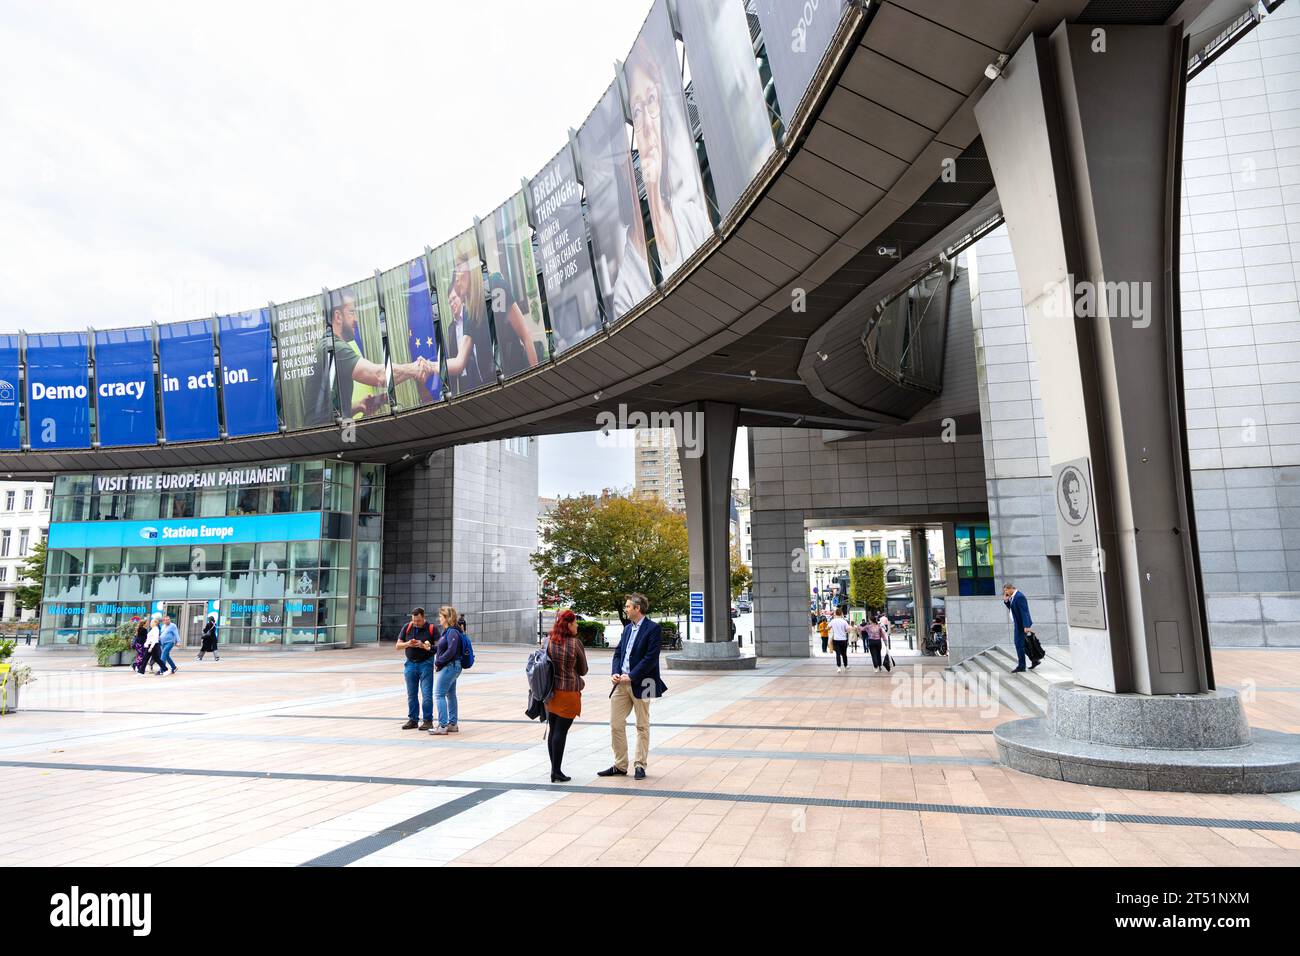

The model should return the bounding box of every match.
[531,491,689,625]
[850,555,885,614]
[15,539,47,613]
[730,544,752,600]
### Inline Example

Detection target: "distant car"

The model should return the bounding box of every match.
[736,600,752,613]
[730,606,740,618]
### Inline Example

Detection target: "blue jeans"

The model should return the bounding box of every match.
[1013,631,1026,669]
[404,659,434,722]
[159,643,178,673]
[435,661,462,727]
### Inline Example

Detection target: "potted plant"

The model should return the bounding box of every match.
[0,640,33,714]
[575,619,607,648]
[1,662,33,714]
[95,628,133,667]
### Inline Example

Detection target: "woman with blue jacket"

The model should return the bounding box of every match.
[430,605,464,736]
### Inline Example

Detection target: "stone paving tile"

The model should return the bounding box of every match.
[5,644,1300,867]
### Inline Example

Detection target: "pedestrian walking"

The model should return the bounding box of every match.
[829,606,852,672]
[864,617,885,671]
[158,614,180,675]
[196,615,220,661]
[131,618,148,674]
[397,607,437,730]
[143,613,163,675]
[817,615,830,654]
[429,606,464,736]
[1002,582,1038,672]
[545,609,588,782]
[597,593,667,781]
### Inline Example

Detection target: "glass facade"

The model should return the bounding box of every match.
[39,459,385,648]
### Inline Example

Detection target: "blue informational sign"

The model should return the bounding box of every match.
[158,319,219,443]
[0,334,20,450]
[217,310,279,437]
[94,327,157,447]
[47,511,322,550]
[26,332,91,449]
[689,591,705,623]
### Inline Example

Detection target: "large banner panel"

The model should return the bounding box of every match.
[94,327,157,447]
[328,277,390,420]
[274,294,334,430]
[626,0,714,279]
[158,319,219,443]
[26,332,91,449]
[0,335,21,450]
[430,229,496,398]
[530,146,602,355]
[678,0,777,217]
[217,309,278,437]
[754,0,847,124]
[480,191,550,378]
[576,82,654,323]
[378,256,441,410]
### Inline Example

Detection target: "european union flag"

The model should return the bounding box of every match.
[406,257,441,403]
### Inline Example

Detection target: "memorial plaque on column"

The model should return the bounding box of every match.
[1052,457,1107,629]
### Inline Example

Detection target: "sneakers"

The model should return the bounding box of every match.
[418,720,433,731]
[401,719,418,730]
[836,666,842,673]
[447,724,459,733]
[596,766,628,777]
[429,725,450,736]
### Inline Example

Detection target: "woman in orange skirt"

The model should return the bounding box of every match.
[546,609,588,782]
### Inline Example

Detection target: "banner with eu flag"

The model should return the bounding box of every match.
[158,319,219,443]
[26,332,91,449]
[0,335,20,450]
[94,327,157,447]
[379,255,441,410]
[217,309,278,437]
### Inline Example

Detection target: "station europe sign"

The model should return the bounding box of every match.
[47,511,321,550]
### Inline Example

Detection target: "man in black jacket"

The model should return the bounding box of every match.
[397,607,437,730]
[598,593,667,781]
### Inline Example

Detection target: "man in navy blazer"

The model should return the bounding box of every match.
[597,593,667,781]
[1002,582,1038,673]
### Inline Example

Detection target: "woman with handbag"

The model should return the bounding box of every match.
[196,615,220,662]
[545,609,588,782]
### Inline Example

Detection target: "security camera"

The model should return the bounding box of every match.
[985,54,1009,81]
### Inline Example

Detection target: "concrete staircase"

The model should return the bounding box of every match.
[947,645,1074,717]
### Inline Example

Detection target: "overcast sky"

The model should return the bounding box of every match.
[0,0,752,495]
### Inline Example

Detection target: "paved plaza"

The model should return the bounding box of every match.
[4,642,1300,867]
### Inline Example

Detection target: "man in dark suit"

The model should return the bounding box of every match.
[597,593,667,781]
[1003,582,1038,673]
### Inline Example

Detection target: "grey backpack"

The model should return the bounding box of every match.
[526,639,554,703]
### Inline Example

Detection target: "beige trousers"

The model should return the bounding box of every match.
[609,681,652,771]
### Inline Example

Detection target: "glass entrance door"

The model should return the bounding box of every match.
[184,602,209,647]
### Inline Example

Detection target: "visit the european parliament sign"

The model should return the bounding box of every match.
[93,464,290,493]
[48,511,321,550]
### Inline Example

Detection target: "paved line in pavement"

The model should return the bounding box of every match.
[4,758,1297,834]
[23,708,208,717]
[299,789,503,867]
[270,714,996,735]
